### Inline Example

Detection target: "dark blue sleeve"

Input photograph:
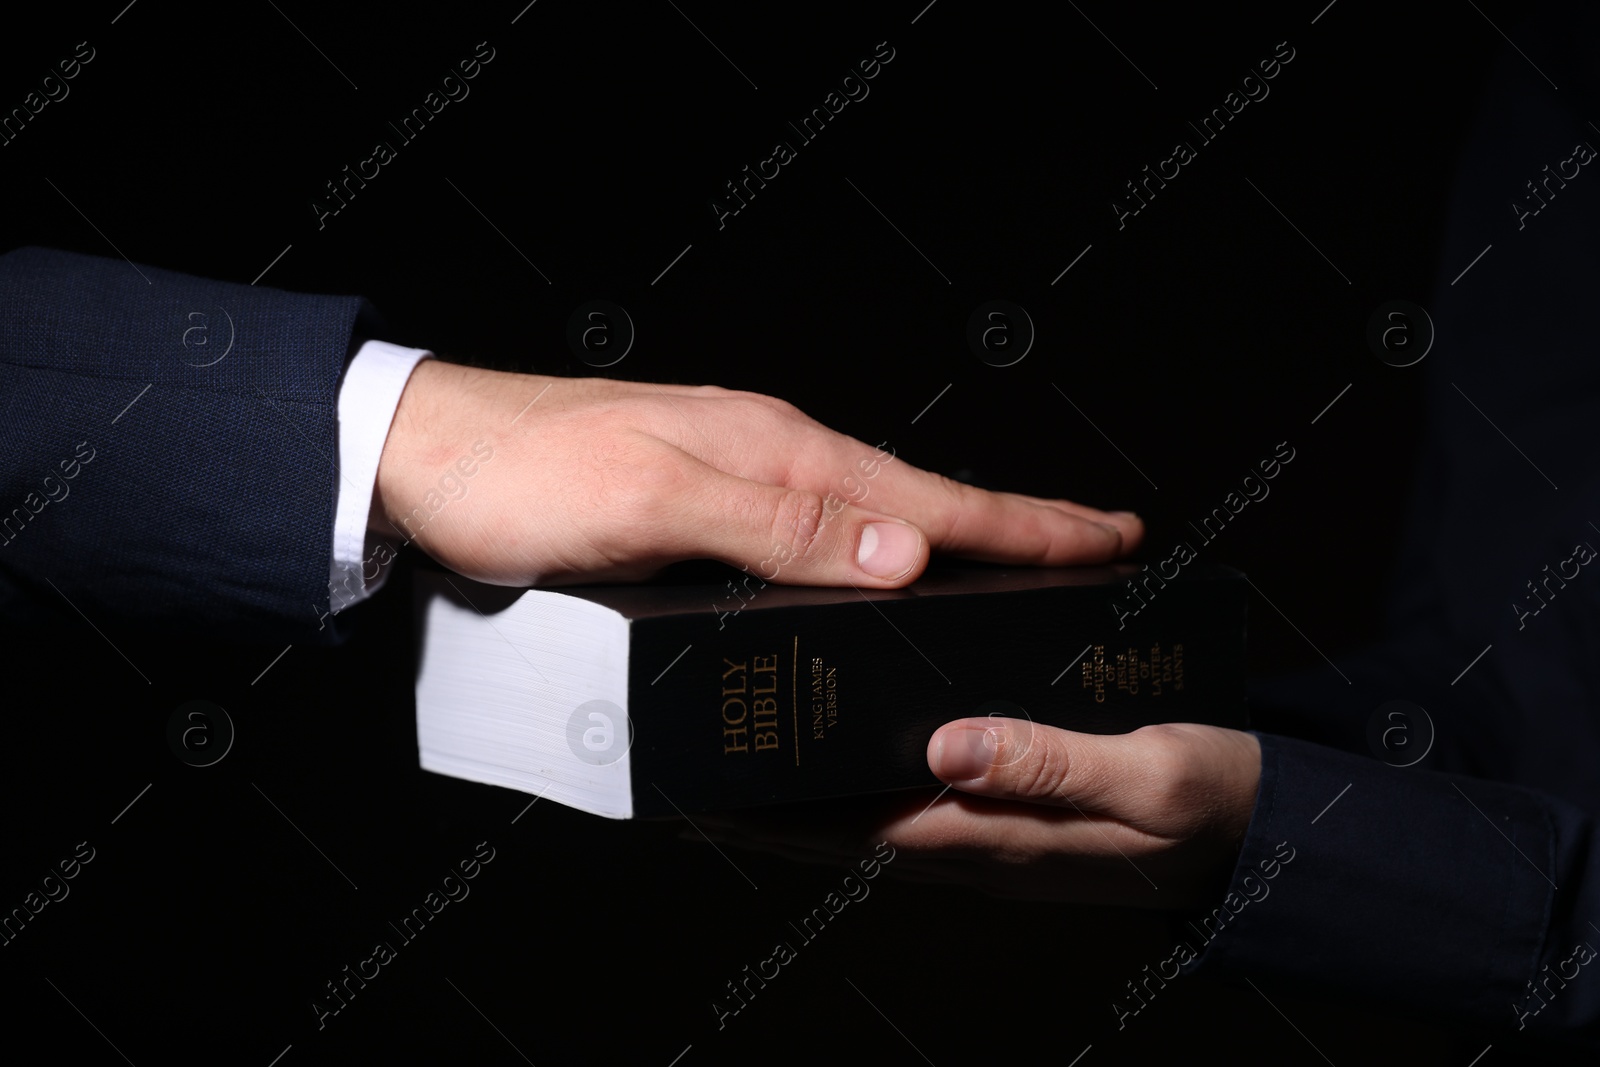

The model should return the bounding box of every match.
[0,246,381,642]
[1182,6,1600,1046]
[1180,732,1597,1040]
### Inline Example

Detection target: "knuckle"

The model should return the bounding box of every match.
[1135,723,1201,806]
[931,470,976,504]
[767,488,827,565]
[746,394,817,441]
[726,395,812,484]
[920,472,980,541]
[694,385,789,411]
[746,391,798,416]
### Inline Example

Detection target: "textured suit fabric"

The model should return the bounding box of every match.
[0,246,381,642]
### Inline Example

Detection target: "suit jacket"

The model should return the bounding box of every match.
[1187,14,1600,1047]
[0,246,381,642]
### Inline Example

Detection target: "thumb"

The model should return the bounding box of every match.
[926,718,1169,818]
[678,458,930,587]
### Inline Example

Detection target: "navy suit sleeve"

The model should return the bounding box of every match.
[0,246,382,642]
[1183,7,1600,1047]
[1180,733,1594,1040]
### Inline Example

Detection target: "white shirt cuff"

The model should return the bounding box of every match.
[329,339,434,613]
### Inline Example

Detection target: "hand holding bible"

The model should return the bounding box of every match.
[698,720,1262,910]
[903,719,1262,907]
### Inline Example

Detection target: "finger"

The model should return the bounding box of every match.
[659,446,933,587]
[901,476,1141,541]
[700,792,1164,903]
[882,473,1140,564]
[1005,495,1144,554]
[792,442,1142,566]
[882,787,1145,858]
[633,391,1144,563]
[924,719,1203,828]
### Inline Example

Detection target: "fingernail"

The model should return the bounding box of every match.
[1110,510,1140,521]
[1095,521,1120,535]
[858,521,921,580]
[933,725,1001,780]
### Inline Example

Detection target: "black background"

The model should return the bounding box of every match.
[0,0,1577,1063]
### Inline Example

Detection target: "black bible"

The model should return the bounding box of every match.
[412,562,1248,817]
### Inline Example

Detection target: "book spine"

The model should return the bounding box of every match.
[626,576,1247,816]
